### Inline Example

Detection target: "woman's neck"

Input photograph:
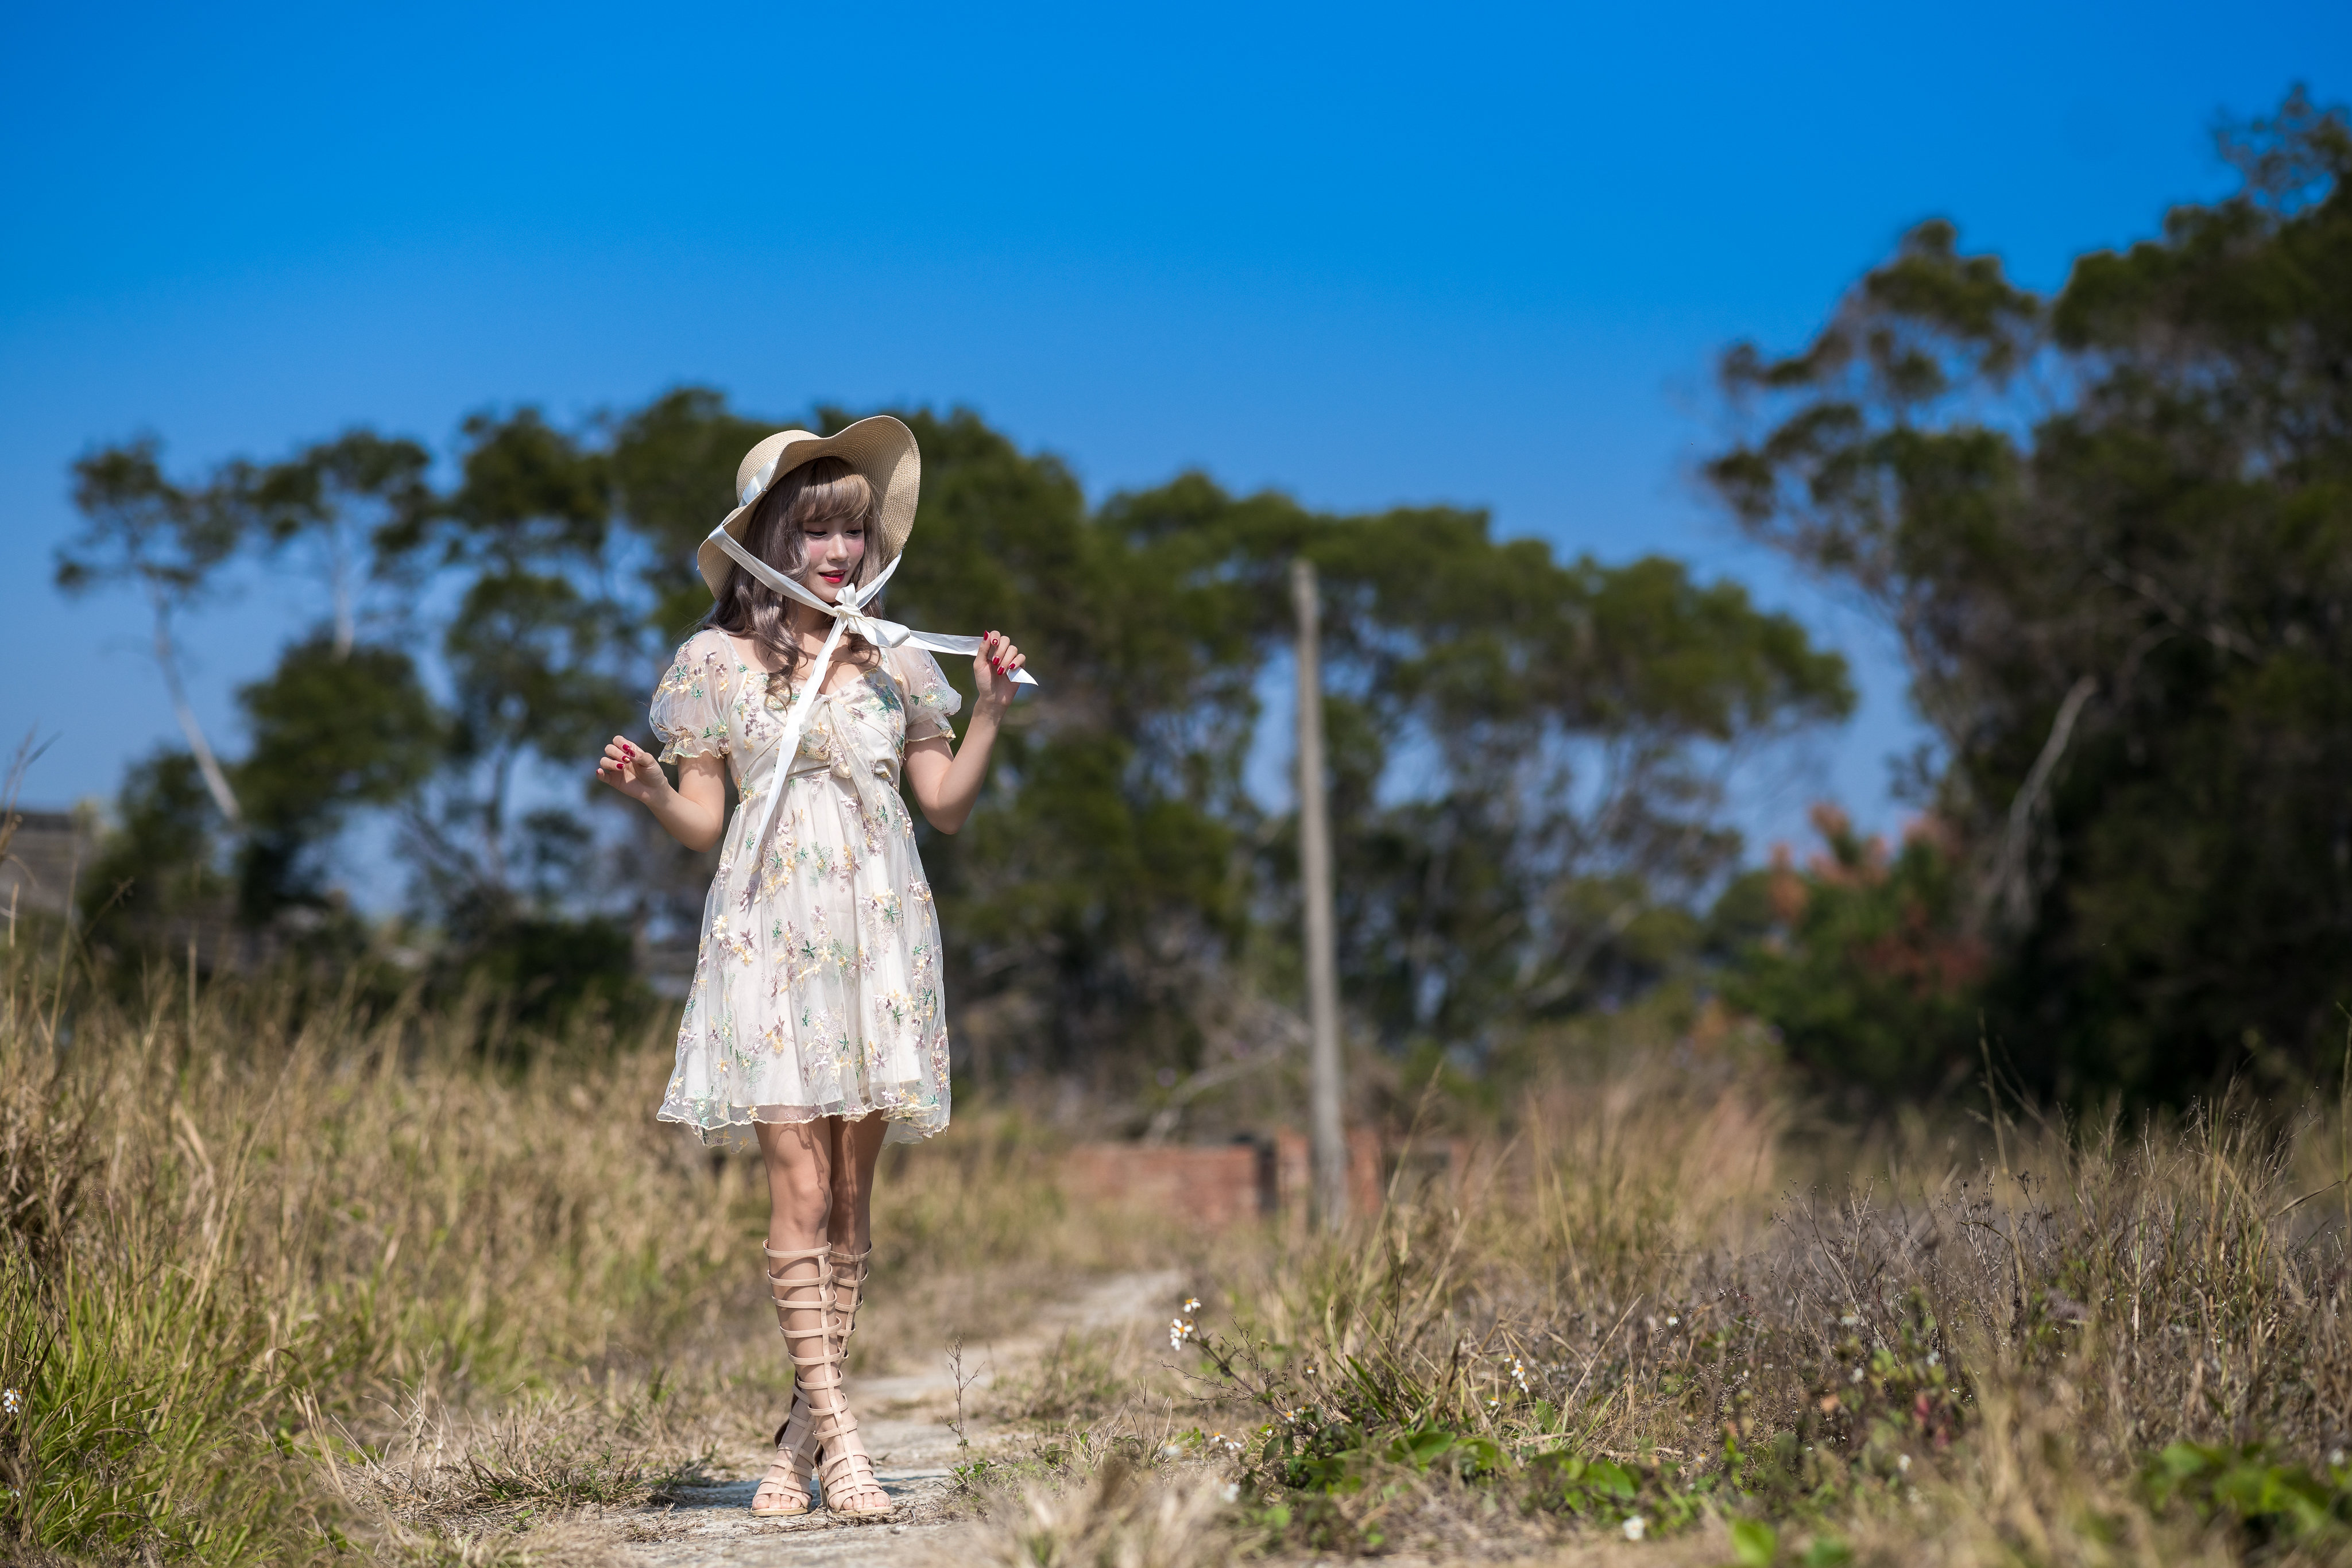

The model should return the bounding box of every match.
[783,601,834,650]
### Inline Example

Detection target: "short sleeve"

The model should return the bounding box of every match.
[649,630,739,762]
[892,646,964,742]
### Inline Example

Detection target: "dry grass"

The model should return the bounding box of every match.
[1169,1059,2352,1565]
[1,936,2348,1566]
[946,1459,1235,1568]
[0,947,1171,1563]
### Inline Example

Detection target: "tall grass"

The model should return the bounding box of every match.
[0,948,1165,1564]
[5,933,2349,1566]
[1185,1062,2352,1564]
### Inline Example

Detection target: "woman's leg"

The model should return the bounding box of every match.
[751,1120,834,1514]
[761,1118,834,1251]
[825,1114,890,1252]
[821,1114,889,1373]
[807,1114,893,1514]
[762,1124,837,1260]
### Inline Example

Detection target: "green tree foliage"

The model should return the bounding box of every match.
[55,440,247,825]
[231,428,434,656]
[378,409,636,902]
[854,421,1852,1071]
[233,637,443,922]
[605,387,773,636]
[79,749,221,957]
[1299,517,1852,1047]
[872,423,1268,1070]
[1714,807,1984,1099]
[1705,89,2352,1102]
[59,390,1851,1063]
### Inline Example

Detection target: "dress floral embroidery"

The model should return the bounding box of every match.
[650,628,962,1147]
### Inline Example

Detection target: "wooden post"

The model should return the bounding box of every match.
[1291,559,1347,1230]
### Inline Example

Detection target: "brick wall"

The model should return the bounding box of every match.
[1067,1128,1470,1229]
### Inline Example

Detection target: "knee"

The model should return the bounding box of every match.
[778,1183,831,1233]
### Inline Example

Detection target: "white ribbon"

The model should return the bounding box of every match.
[707,525,1036,861]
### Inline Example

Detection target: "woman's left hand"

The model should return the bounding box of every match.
[974,630,1026,715]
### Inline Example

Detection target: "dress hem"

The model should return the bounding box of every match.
[657,1102,947,1149]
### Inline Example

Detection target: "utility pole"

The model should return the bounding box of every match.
[1291,558,1347,1230]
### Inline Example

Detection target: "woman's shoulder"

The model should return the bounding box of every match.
[674,625,738,664]
[656,628,748,700]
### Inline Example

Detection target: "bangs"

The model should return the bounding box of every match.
[786,459,877,531]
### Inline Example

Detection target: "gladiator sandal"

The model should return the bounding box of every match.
[751,1244,831,1517]
[827,1246,873,1365]
[808,1249,893,1518]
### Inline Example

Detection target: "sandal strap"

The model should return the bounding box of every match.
[764,1242,832,1263]
[817,1436,879,1482]
[765,1246,833,1331]
[827,1248,873,1344]
[755,1395,820,1513]
[817,1435,890,1510]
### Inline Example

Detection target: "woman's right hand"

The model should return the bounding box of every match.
[594,736,666,802]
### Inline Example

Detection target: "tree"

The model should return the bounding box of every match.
[78,748,222,959]
[233,637,445,922]
[378,409,634,900]
[844,412,1267,1075]
[56,388,1858,1066]
[56,440,246,824]
[1705,88,2352,1102]
[1713,807,1984,1099]
[233,429,435,657]
[1299,514,1854,1048]
[606,386,775,638]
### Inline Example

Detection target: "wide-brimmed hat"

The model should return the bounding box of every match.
[696,415,920,599]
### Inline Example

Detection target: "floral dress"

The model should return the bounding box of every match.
[649,627,961,1147]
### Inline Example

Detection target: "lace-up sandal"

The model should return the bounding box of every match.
[806,1267,894,1519]
[751,1244,831,1516]
[827,1246,873,1363]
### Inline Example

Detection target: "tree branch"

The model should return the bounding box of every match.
[1972,673,2096,934]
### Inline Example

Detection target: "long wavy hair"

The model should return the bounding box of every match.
[705,455,883,698]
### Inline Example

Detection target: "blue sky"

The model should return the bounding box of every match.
[2,1,2341,876]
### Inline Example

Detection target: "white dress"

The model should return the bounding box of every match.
[649,627,960,1147]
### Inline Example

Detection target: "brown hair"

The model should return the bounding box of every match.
[706,455,883,697]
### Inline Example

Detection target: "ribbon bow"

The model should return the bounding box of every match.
[707,526,1036,861]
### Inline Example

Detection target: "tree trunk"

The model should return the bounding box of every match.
[1292,559,1347,1231]
[150,594,241,826]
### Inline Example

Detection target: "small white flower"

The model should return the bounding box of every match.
[1850,1368,1865,1384]
[1897,1453,1912,1473]
[2333,1449,2347,1469]
[1666,1315,1678,1326]
[1182,1296,1201,1313]
[1622,1515,1647,1541]
[1927,1351,1940,1366]
[0,1388,19,1416]
[1220,1482,1239,1503]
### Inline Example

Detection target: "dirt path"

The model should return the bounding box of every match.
[591,1269,1185,1566]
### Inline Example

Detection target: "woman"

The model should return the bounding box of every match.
[594,416,1027,1517]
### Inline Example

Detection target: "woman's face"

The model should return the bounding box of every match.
[797,515,868,603]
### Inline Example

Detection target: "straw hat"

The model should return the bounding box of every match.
[696,415,920,598]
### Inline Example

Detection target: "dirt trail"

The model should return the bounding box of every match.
[595,1269,1184,1566]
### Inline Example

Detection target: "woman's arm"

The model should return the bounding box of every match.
[595,738,729,851]
[904,631,1026,834]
